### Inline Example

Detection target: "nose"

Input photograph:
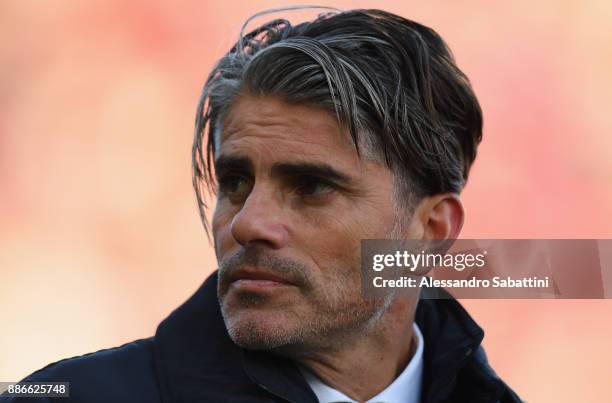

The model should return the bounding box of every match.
[230,186,289,249]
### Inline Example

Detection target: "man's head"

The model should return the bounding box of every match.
[192,9,482,351]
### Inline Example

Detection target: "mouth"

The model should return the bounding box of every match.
[228,267,298,291]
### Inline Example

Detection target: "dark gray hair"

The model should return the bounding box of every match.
[192,8,483,236]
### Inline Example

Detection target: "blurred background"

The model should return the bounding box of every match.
[2,0,611,401]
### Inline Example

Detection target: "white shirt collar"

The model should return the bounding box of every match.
[300,323,424,403]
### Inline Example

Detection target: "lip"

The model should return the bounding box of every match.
[229,267,297,288]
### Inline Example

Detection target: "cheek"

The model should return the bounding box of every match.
[303,204,396,284]
[212,203,236,257]
[305,218,364,282]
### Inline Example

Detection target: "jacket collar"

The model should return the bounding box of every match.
[416,290,486,402]
[153,271,503,403]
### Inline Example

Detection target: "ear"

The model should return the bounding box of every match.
[411,193,464,240]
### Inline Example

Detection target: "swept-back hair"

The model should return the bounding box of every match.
[193,8,483,237]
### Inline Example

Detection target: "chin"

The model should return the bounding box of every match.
[221,307,299,350]
[221,304,296,350]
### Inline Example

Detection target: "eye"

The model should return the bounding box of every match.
[294,176,336,198]
[217,174,252,200]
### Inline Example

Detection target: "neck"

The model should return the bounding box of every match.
[282,299,417,402]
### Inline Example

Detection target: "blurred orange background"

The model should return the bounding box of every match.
[2,1,611,401]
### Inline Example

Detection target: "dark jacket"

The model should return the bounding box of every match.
[3,272,521,402]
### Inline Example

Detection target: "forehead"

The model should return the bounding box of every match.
[217,94,357,157]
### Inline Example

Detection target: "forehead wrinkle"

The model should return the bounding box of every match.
[223,131,346,155]
[219,95,349,147]
[221,118,347,150]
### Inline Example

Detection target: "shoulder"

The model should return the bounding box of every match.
[4,338,161,403]
[466,347,523,403]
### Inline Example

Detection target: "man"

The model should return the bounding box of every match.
[4,8,521,403]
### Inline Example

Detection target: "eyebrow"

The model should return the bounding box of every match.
[214,155,253,176]
[214,155,355,185]
[270,162,354,184]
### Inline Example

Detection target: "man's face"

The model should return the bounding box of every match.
[213,94,403,350]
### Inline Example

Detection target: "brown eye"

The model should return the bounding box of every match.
[218,175,251,201]
[294,177,335,197]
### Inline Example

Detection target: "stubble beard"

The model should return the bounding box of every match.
[226,293,392,354]
[218,214,408,352]
[218,252,393,353]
